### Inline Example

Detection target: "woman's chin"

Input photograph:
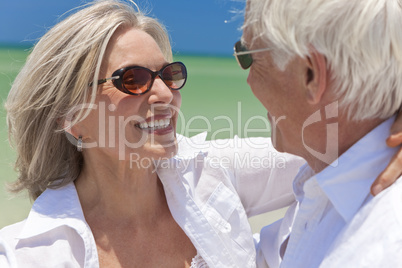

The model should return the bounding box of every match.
[142,140,178,160]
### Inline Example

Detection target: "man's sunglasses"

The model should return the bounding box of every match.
[233,40,271,69]
[91,62,187,95]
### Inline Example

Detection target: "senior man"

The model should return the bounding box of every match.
[234,0,402,267]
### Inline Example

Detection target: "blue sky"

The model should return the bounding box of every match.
[0,0,246,56]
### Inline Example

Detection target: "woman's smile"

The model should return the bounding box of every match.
[135,115,173,135]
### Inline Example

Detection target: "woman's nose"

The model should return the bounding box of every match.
[148,77,174,104]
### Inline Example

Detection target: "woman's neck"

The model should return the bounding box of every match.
[75,154,168,226]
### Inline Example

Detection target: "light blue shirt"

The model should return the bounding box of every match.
[257,116,402,268]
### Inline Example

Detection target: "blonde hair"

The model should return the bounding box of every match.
[6,0,172,199]
[244,0,402,120]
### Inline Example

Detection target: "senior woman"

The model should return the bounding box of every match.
[0,1,402,268]
[0,1,304,267]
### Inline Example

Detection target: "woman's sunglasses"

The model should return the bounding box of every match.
[233,40,271,69]
[92,62,187,95]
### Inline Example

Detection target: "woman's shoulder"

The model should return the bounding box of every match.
[0,183,92,267]
[0,219,26,268]
[1,182,87,245]
[0,220,27,245]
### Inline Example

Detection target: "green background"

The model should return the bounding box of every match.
[0,47,32,228]
[0,47,271,229]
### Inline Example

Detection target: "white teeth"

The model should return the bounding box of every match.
[138,119,170,129]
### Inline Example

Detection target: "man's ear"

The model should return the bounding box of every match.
[304,48,327,104]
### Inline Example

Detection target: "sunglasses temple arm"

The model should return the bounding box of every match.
[233,47,272,56]
[89,76,120,87]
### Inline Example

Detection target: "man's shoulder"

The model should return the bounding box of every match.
[360,175,402,227]
[320,176,402,267]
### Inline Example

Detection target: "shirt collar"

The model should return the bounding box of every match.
[175,132,208,159]
[295,116,399,223]
[154,132,209,177]
[157,132,209,197]
[317,117,399,222]
[157,132,247,267]
[293,164,315,203]
[18,182,87,239]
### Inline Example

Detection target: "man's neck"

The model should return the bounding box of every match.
[306,116,386,173]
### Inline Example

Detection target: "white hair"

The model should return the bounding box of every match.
[244,0,402,120]
[6,0,172,199]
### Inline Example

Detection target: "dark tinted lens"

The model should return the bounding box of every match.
[235,41,253,69]
[161,63,187,90]
[122,68,152,94]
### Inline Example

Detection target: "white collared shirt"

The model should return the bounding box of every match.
[0,133,305,268]
[256,117,402,268]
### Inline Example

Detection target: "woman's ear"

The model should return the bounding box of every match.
[304,47,328,104]
[62,118,75,137]
[59,114,79,139]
